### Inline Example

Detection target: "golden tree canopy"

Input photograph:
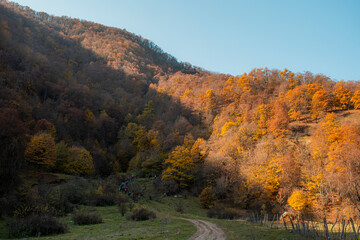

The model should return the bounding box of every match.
[25,133,56,169]
[65,146,94,175]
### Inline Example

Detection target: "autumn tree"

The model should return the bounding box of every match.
[65,146,94,175]
[285,85,310,121]
[201,89,217,113]
[311,89,332,121]
[25,133,56,169]
[253,104,269,139]
[268,99,290,137]
[334,81,352,109]
[288,189,307,212]
[199,186,216,209]
[162,135,196,188]
[33,119,56,137]
[351,90,360,109]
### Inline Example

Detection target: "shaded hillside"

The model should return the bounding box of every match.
[0,1,206,193]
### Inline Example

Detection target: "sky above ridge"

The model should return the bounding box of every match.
[11,0,360,81]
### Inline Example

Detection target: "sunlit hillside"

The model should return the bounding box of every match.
[1,1,360,239]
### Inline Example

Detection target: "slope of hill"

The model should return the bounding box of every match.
[0,0,208,190]
[1,0,360,231]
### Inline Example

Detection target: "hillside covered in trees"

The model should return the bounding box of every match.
[2,0,360,225]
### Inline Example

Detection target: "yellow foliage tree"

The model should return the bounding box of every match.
[65,146,94,175]
[202,89,216,111]
[268,99,290,137]
[288,190,307,211]
[162,146,194,188]
[25,133,56,169]
[285,85,309,121]
[199,186,216,209]
[247,156,283,204]
[253,104,269,139]
[311,89,331,121]
[351,90,360,109]
[221,76,238,102]
[288,72,302,89]
[220,121,238,136]
[237,74,251,93]
[334,81,351,109]
[162,135,196,188]
[307,84,323,97]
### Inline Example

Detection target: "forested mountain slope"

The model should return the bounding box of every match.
[0,1,210,194]
[1,0,360,220]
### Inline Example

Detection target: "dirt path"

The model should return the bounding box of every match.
[179,218,226,240]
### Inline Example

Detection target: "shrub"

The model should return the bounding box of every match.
[91,194,117,206]
[117,196,129,216]
[73,211,103,225]
[128,182,143,202]
[118,202,128,216]
[199,187,216,209]
[153,178,179,195]
[207,207,240,220]
[173,201,185,213]
[59,178,92,205]
[127,207,156,221]
[7,215,68,238]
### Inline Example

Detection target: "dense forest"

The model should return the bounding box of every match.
[1,0,360,229]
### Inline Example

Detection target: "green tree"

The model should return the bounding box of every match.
[24,133,56,169]
[65,147,94,175]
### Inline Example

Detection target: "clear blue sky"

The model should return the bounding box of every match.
[12,0,360,81]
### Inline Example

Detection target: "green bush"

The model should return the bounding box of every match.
[59,178,92,205]
[73,211,103,225]
[7,215,68,238]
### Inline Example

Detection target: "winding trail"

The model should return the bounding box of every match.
[179,218,226,240]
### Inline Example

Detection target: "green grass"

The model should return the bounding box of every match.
[0,177,312,240]
[0,205,195,240]
[214,220,309,240]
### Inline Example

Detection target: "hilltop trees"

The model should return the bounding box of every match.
[311,89,332,121]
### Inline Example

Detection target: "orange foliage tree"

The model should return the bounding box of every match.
[351,90,360,109]
[268,99,290,137]
[285,85,310,121]
[334,81,352,109]
[311,89,332,121]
